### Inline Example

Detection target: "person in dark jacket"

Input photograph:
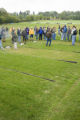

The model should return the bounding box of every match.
[22,29,27,44]
[71,26,77,45]
[26,27,29,40]
[11,28,17,44]
[17,28,21,44]
[38,27,43,40]
[46,28,52,46]
[67,26,71,41]
[61,27,64,40]
[58,25,61,36]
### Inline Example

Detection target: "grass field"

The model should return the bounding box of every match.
[0,39,80,120]
[0,20,80,120]
[1,20,80,29]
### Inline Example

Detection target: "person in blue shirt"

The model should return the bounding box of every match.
[63,25,67,40]
[26,27,29,40]
[38,27,43,40]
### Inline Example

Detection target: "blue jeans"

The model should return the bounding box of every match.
[52,33,56,40]
[72,35,76,45]
[46,38,51,46]
[61,33,64,40]
[64,33,67,40]
[18,36,21,43]
[44,34,46,40]
[36,33,38,40]
[58,29,61,35]
[67,34,70,41]
[30,35,33,38]
[0,40,2,48]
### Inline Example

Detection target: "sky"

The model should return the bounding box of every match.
[0,0,80,14]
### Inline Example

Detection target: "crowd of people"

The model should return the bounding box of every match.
[0,25,79,49]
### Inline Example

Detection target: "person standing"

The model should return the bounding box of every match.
[71,26,77,45]
[58,25,61,36]
[61,27,64,40]
[34,26,37,36]
[52,27,56,40]
[63,25,67,41]
[1,27,6,42]
[29,28,34,41]
[22,29,27,44]
[38,27,43,40]
[17,28,21,44]
[67,26,71,41]
[36,28,39,40]
[26,27,29,40]
[43,27,46,40]
[46,28,52,46]
[11,28,16,44]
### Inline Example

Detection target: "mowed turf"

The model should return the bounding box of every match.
[0,40,80,120]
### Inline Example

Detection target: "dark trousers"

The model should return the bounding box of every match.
[39,34,42,40]
[23,36,26,44]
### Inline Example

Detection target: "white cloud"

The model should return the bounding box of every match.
[0,0,80,13]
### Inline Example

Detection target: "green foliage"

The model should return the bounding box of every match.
[0,8,20,24]
[1,8,80,24]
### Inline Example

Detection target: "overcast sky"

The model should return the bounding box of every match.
[0,0,80,14]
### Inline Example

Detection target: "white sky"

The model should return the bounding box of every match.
[0,0,80,14]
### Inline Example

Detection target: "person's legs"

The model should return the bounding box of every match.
[23,36,25,42]
[41,34,42,40]
[12,37,14,44]
[18,36,21,43]
[64,33,67,41]
[49,38,51,46]
[72,35,76,45]
[36,33,38,40]
[44,34,45,40]
[24,38,26,44]
[67,34,69,41]
[39,34,42,40]
[54,33,56,40]
[46,38,48,46]
[52,33,54,40]
[39,34,40,40]
[26,35,29,40]
[79,35,80,41]
[0,40,2,48]
[61,33,64,40]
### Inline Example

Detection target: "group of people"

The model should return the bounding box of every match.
[0,25,79,49]
[58,25,77,45]
[10,26,56,46]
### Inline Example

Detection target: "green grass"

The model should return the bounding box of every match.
[0,39,80,120]
[1,20,80,29]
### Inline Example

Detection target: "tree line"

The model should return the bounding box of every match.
[0,8,80,24]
